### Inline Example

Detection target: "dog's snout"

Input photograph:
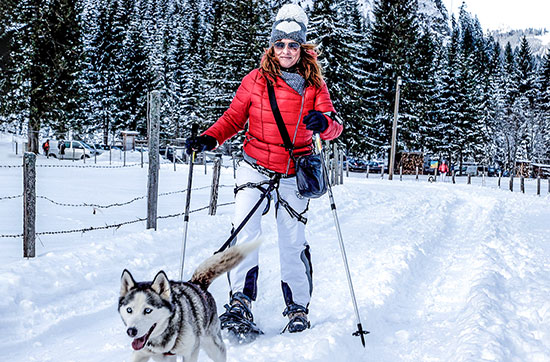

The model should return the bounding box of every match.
[127,327,138,337]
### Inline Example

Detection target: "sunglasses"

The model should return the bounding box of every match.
[274,41,301,52]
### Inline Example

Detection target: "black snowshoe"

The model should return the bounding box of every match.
[219,292,263,344]
[281,304,310,333]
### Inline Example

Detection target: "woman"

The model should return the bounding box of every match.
[186,4,342,337]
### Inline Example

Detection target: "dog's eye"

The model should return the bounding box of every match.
[126,307,132,314]
[144,308,152,315]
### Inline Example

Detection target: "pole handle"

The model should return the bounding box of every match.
[190,123,199,162]
[313,133,322,154]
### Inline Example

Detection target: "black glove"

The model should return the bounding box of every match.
[303,110,328,133]
[185,134,217,155]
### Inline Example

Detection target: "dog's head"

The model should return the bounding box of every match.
[118,270,173,351]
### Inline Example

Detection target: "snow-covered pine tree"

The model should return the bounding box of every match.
[482,38,508,166]
[535,51,550,161]
[514,36,538,162]
[432,16,462,162]
[451,5,486,165]
[362,0,420,163]
[201,0,270,128]
[118,0,152,136]
[0,0,27,132]
[84,0,127,144]
[24,0,84,151]
[411,26,441,155]
[308,0,371,156]
[164,0,209,139]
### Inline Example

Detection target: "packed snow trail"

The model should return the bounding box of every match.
[1,138,549,361]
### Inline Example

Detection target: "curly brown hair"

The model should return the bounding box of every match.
[260,43,324,89]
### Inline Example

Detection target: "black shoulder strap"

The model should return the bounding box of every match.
[266,80,294,152]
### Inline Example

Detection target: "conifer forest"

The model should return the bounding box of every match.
[1,0,549,170]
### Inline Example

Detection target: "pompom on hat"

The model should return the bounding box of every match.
[270,4,308,44]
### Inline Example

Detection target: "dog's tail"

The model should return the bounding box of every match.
[190,240,261,291]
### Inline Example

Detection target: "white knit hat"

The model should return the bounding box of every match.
[270,4,308,44]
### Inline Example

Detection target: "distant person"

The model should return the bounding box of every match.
[439,161,449,182]
[42,139,50,157]
[59,142,66,156]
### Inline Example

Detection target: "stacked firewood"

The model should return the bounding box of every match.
[398,152,424,175]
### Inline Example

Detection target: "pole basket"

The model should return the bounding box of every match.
[353,323,370,347]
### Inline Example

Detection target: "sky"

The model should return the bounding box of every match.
[442,0,550,30]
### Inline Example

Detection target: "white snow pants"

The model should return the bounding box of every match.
[228,162,313,309]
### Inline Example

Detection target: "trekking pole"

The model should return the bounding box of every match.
[179,123,199,280]
[314,133,369,347]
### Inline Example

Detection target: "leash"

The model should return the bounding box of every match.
[215,174,280,254]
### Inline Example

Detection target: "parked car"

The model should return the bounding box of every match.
[48,140,101,160]
[347,157,368,172]
[366,160,384,173]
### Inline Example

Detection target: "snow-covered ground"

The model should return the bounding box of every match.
[1,133,550,361]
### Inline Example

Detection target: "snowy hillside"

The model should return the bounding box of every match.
[489,28,550,57]
[1,133,550,361]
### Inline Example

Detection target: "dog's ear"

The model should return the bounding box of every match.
[120,269,136,298]
[151,270,171,301]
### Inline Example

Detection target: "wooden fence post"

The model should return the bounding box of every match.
[537,176,540,196]
[509,174,514,192]
[23,152,36,258]
[520,176,525,193]
[147,90,160,230]
[467,174,471,184]
[173,146,177,171]
[399,165,403,181]
[330,142,338,186]
[209,156,222,216]
[381,164,384,179]
[366,165,369,178]
[339,151,344,185]
[452,170,456,184]
[415,166,419,181]
[498,171,502,188]
[204,151,207,175]
[232,152,237,179]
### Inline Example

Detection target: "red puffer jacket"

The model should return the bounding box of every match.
[203,69,342,174]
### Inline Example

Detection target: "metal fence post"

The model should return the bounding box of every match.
[23,153,36,258]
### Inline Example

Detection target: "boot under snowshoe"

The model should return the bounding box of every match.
[281,304,310,333]
[219,292,263,343]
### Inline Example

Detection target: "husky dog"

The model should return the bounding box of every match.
[119,241,259,362]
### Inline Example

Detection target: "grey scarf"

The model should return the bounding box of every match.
[281,71,306,96]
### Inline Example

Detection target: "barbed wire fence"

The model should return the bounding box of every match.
[0,153,235,246]
[1,149,237,257]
